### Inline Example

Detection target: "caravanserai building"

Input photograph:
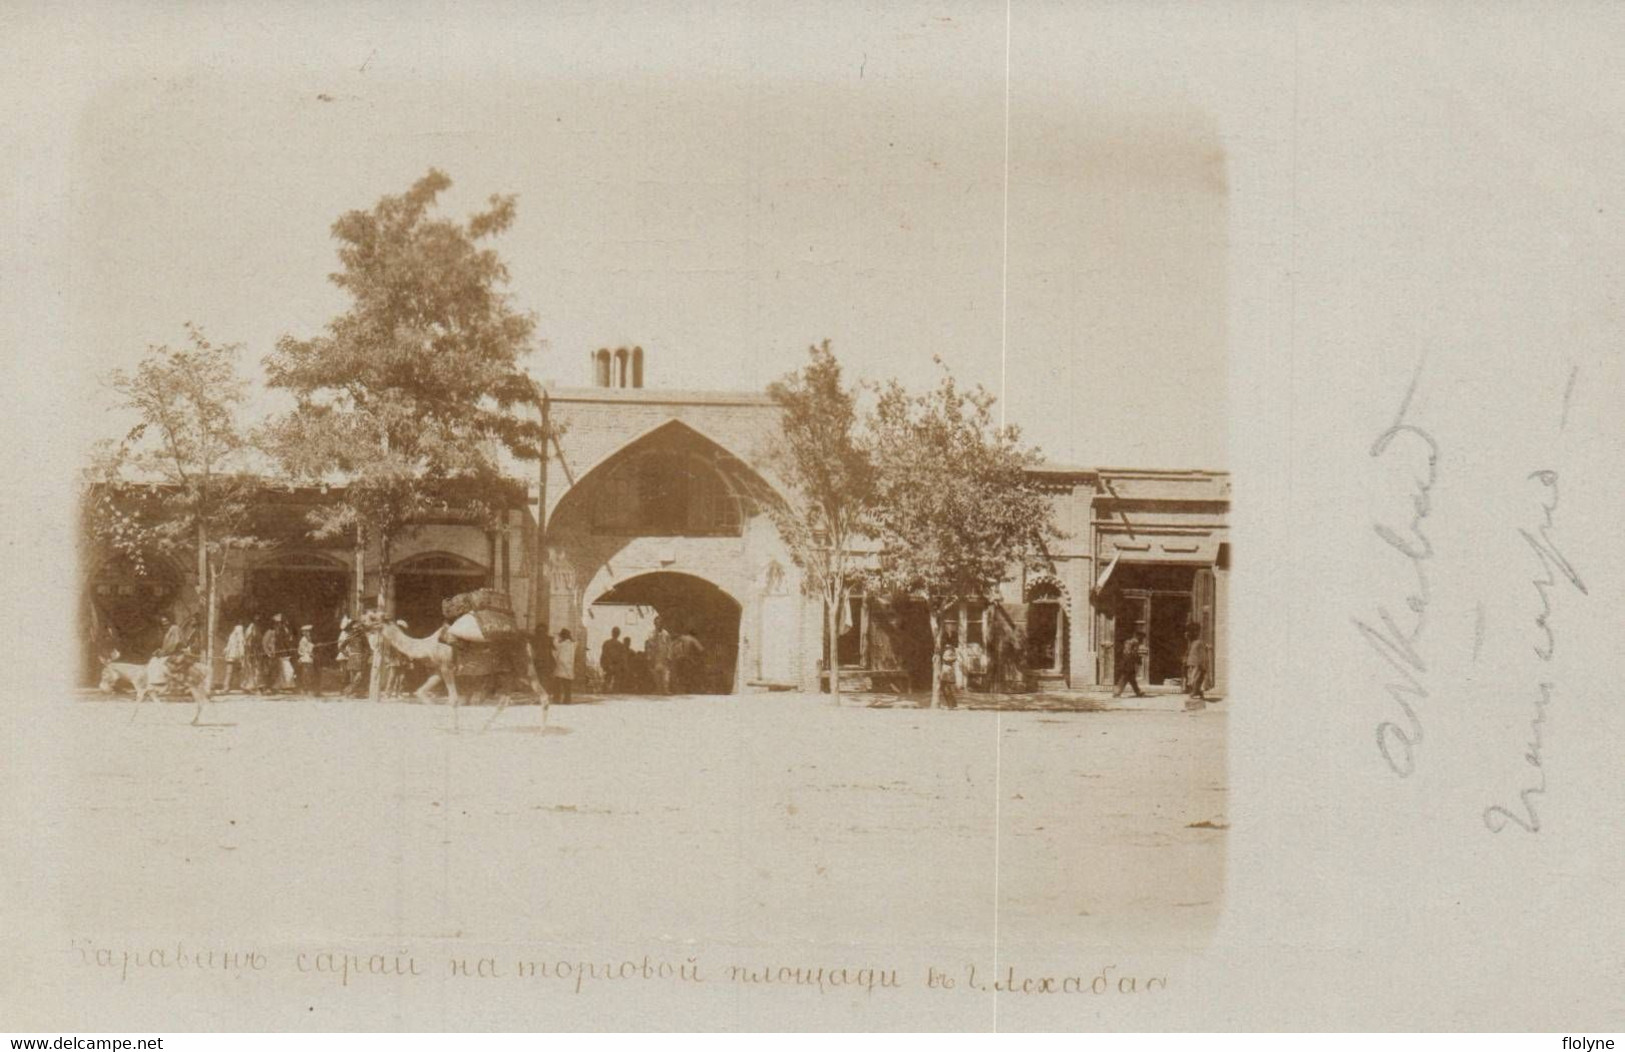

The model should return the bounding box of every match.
[82,349,1230,696]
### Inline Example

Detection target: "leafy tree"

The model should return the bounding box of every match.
[95,323,262,681]
[262,169,547,700]
[763,340,877,706]
[866,361,1061,708]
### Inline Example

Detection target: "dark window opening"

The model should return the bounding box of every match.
[1027,602,1060,668]
[592,450,743,537]
[835,595,865,667]
[964,601,987,646]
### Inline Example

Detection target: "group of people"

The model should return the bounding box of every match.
[932,624,1214,709]
[1111,626,1212,710]
[532,617,700,701]
[595,617,710,695]
[112,610,713,707]
[519,616,712,700]
[215,614,405,699]
[465,615,719,704]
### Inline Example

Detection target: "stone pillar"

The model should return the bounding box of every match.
[546,583,578,644]
[1066,556,1094,687]
[799,593,822,693]
[735,591,756,694]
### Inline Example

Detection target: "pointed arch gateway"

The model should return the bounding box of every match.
[545,418,801,695]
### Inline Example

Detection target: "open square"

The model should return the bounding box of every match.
[57,693,1226,954]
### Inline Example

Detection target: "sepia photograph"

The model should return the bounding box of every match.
[56,2,1227,1028]
[67,16,1228,972]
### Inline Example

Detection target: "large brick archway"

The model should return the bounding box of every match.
[541,415,813,693]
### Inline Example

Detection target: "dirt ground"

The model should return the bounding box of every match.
[50,691,1226,959]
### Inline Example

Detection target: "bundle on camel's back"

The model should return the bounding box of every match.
[367,590,547,729]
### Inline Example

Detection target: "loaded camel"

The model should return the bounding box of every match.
[368,619,548,731]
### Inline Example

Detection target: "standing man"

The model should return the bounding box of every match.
[647,616,673,695]
[278,616,296,692]
[1183,624,1209,711]
[939,633,960,709]
[221,619,247,693]
[1113,630,1147,699]
[297,625,319,696]
[335,617,359,697]
[156,615,183,658]
[531,622,554,697]
[380,620,408,698]
[263,614,286,694]
[552,629,578,704]
[354,624,377,698]
[672,633,705,694]
[600,627,624,693]
[242,617,261,693]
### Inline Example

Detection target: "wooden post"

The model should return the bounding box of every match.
[368,535,389,703]
[353,525,365,619]
[501,513,512,592]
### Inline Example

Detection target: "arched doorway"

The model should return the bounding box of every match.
[1025,578,1069,682]
[589,572,741,694]
[392,551,488,635]
[84,551,183,663]
[245,551,350,648]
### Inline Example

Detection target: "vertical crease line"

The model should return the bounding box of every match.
[993,0,1013,1033]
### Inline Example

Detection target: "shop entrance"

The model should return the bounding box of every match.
[244,552,350,649]
[393,552,488,636]
[1148,592,1193,684]
[1107,563,1199,688]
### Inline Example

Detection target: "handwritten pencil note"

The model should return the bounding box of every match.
[1356,359,1594,834]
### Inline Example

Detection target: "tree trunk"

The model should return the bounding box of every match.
[368,533,389,703]
[196,522,214,686]
[206,552,218,694]
[826,584,842,707]
[927,605,941,710]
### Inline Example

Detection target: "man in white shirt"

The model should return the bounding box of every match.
[552,629,578,704]
[221,620,247,693]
